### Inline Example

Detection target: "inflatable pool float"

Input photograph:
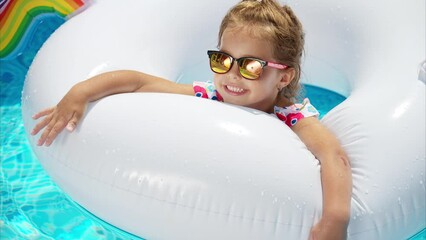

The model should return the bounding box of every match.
[0,0,86,59]
[22,0,425,239]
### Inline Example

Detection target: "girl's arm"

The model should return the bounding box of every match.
[31,70,193,146]
[291,117,352,240]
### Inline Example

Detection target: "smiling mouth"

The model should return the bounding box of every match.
[225,85,247,95]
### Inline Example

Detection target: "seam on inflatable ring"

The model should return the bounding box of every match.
[47,151,315,229]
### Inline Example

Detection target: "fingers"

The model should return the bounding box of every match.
[31,113,53,136]
[31,107,56,135]
[37,117,69,146]
[66,122,76,132]
[32,107,54,120]
[31,96,86,146]
[66,113,80,132]
[32,110,82,146]
[308,228,317,240]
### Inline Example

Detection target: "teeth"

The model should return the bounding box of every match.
[226,85,244,93]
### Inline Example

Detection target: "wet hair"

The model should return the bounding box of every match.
[218,0,305,101]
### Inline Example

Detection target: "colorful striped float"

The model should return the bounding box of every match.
[0,0,86,58]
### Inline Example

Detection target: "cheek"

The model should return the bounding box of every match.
[213,74,224,85]
[213,75,222,90]
[253,73,282,95]
[258,71,280,87]
[254,82,275,95]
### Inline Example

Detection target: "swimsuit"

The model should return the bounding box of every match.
[193,81,319,127]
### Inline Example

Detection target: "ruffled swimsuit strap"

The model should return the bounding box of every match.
[274,98,320,127]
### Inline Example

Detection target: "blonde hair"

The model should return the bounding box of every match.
[218,0,305,101]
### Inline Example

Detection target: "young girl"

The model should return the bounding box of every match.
[31,0,352,239]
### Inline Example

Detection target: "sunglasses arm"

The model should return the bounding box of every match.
[267,62,288,70]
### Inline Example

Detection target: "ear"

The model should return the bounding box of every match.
[278,68,296,89]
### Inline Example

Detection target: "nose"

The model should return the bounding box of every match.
[227,60,241,80]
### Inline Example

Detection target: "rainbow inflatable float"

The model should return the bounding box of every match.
[22,0,425,239]
[0,0,86,59]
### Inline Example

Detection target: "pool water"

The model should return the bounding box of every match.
[0,13,424,240]
[1,14,143,240]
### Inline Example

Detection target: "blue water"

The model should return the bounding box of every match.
[0,12,424,240]
[1,14,143,240]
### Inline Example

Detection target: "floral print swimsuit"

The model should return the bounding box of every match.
[193,81,319,127]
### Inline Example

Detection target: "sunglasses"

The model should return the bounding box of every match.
[207,50,288,80]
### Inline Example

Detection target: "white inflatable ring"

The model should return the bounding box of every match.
[22,0,425,239]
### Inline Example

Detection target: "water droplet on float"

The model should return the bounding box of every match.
[260,191,265,197]
[420,180,424,185]
[365,190,369,194]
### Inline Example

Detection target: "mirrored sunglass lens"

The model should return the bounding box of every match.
[210,53,232,73]
[239,58,262,79]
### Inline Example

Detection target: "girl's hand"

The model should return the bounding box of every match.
[308,214,349,240]
[31,87,88,146]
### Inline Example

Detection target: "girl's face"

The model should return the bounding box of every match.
[214,27,291,113]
